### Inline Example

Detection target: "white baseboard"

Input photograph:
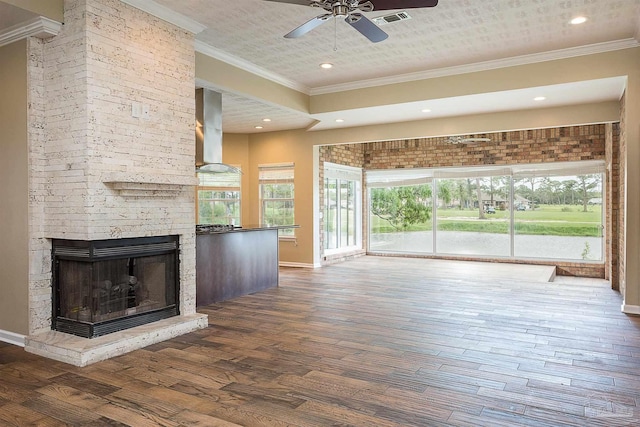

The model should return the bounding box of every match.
[0,329,26,347]
[279,261,319,268]
[621,303,640,315]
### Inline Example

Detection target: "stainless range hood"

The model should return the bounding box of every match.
[195,88,241,174]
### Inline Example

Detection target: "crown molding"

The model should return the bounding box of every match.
[0,16,61,48]
[311,38,640,95]
[195,37,637,97]
[195,40,310,94]
[120,0,207,34]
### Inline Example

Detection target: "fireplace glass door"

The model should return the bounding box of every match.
[53,236,179,338]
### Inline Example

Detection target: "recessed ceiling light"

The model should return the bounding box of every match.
[421,109,432,113]
[570,16,587,25]
[320,63,333,69]
[335,119,344,123]
[534,96,546,101]
[262,118,271,122]
[255,125,263,129]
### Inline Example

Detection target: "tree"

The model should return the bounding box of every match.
[466,179,474,210]
[539,178,555,204]
[454,181,467,210]
[577,174,602,212]
[437,180,452,208]
[198,200,213,223]
[561,179,577,205]
[522,177,539,205]
[370,185,431,230]
[476,178,486,219]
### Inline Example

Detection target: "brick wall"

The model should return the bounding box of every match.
[363,127,606,170]
[606,122,621,289]
[27,0,197,334]
[321,125,617,278]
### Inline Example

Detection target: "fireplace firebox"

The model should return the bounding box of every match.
[52,236,180,338]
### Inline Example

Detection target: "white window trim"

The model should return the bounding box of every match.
[259,162,295,238]
[196,168,242,225]
[324,162,363,254]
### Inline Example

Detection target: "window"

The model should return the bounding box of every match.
[434,167,511,257]
[259,163,295,237]
[367,160,605,262]
[324,163,362,253]
[196,170,241,225]
[368,169,433,254]
[512,161,604,260]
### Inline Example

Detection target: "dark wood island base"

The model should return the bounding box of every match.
[196,226,296,306]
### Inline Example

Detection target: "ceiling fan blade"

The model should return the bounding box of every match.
[285,13,332,38]
[370,0,438,10]
[345,13,388,43]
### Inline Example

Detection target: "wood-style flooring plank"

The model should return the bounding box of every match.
[0,402,55,426]
[1,256,640,425]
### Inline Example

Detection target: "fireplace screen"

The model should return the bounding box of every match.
[52,236,179,338]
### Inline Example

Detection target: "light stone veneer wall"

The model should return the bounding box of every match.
[27,0,199,336]
[27,36,51,334]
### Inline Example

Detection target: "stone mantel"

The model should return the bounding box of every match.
[104,173,197,197]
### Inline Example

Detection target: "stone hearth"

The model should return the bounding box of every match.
[25,314,207,367]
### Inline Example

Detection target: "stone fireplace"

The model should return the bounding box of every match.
[21,0,208,366]
[52,236,180,338]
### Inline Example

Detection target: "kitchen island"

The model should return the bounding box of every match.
[195,225,298,306]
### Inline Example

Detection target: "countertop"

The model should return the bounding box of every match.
[196,224,299,235]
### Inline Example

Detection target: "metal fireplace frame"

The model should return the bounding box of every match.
[52,235,180,338]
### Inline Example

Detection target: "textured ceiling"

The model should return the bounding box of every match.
[2,0,638,133]
[161,0,639,90]
[160,0,638,133]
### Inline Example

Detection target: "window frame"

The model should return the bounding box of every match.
[259,163,295,239]
[196,169,242,226]
[324,162,363,255]
[367,160,605,263]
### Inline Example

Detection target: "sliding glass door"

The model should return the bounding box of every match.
[324,163,362,254]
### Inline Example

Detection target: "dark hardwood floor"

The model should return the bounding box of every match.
[1,256,640,426]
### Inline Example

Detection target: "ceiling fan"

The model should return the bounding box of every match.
[264,0,439,43]
[448,136,492,144]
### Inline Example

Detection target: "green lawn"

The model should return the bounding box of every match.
[371,204,602,237]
